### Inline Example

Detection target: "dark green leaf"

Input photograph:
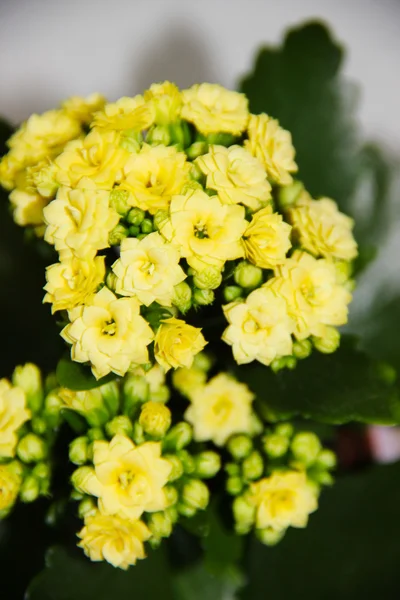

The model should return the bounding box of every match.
[202,502,244,575]
[174,562,243,600]
[241,461,400,600]
[56,357,116,391]
[26,545,174,600]
[233,335,400,425]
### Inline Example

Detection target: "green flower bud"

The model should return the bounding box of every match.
[223,285,243,302]
[181,479,209,511]
[177,450,196,474]
[12,363,43,413]
[32,462,51,481]
[169,121,191,147]
[132,422,145,445]
[78,496,97,519]
[291,432,322,466]
[20,475,40,503]
[153,210,169,231]
[126,207,145,226]
[139,401,171,438]
[108,223,128,246]
[31,417,47,436]
[17,434,47,463]
[87,427,104,442]
[141,218,153,234]
[233,495,255,534]
[123,375,149,414]
[234,261,263,289]
[194,451,221,479]
[312,327,340,354]
[165,455,184,481]
[163,422,192,451]
[164,484,179,506]
[146,125,171,146]
[225,462,241,477]
[71,466,94,494]
[242,451,264,481]
[44,373,58,395]
[172,281,192,314]
[257,527,285,546]
[315,449,337,470]
[278,180,305,210]
[69,436,90,465]
[292,339,312,360]
[105,271,117,290]
[109,189,131,216]
[206,132,236,146]
[227,435,253,460]
[193,288,214,306]
[271,355,297,373]
[105,415,133,438]
[262,433,290,458]
[128,225,140,237]
[192,352,213,373]
[275,423,294,438]
[148,511,173,539]
[226,476,243,496]
[311,469,334,486]
[120,130,143,152]
[193,267,222,290]
[177,503,197,518]
[187,142,208,161]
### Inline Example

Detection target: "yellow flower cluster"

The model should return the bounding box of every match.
[0,378,31,458]
[0,81,357,378]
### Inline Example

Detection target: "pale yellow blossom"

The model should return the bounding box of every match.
[243,206,292,268]
[0,379,31,458]
[154,317,207,372]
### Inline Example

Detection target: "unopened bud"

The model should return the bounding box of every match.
[206,132,236,146]
[312,327,340,354]
[291,432,322,466]
[233,495,255,534]
[177,449,195,474]
[87,427,104,442]
[31,417,47,436]
[278,180,305,210]
[187,142,208,161]
[108,224,128,246]
[71,466,94,494]
[78,496,97,519]
[223,285,243,302]
[163,422,192,451]
[141,218,153,234]
[227,435,253,460]
[153,210,169,231]
[20,475,40,503]
[120,130,142,152]
[172,281,192,314]
[100,381,120,419]
[257,527,285,546]
[32,462,50,481]
[126,207,145,226]
[193,267,222,290]
[12,363,43,413]
[234,261,263,289]
[146,125,171,146]
[148,511,173,539]
[193,288,214,306]
[226,476,243,496]
[139,401,171,438]
[17,433,47,463]
[164,484,179,506]
[262,433,290,458]
[225,462,241,477]
[69,436,89,465]
[242,451,264,481]
[193,352,213,373]
[109,189,130,216]
[106,271,117,290]
[123,375,149,413]
[105,415,133,438]
[275,423,294,438]
[271,355,297,373]
[132,422,145,445]
[292,339,312,360]
[169,121,191,148]
[165,455,184,481]
[316,449,337,470]
[181,479,209,511]
[194,451,221,479]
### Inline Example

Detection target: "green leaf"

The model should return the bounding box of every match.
[233,335,400,425]
[202,501,244,575]
[56,357,116,391]
[26,545,174,600]
[173,562,243,600]
[241,461,400,600]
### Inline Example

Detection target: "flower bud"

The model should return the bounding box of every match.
[153,210,169,231]
[312,327,340,354]
[141,218,154,234]
[187,142,209,161]
[227,435,253,460]
[164,484,179,506]
[126,207,145,226]
[78,496,97,519]
[242,451,264,481]
[146,125,171,146]
[163,422,192,451]
[71,466,94,494]
[192,352,213,373]
[32,462,51,481]
[223,285,243,302]
[106,271,117,290]
[193,288,214,306]
[194,451,221,479]
[12,363,43,413]
[292,339,312,360]
[233,495,255,534]
[271,355,297,373]
[132,422,145,445]
[123,376,149,415]
[100,381,120,419]
[315,449,337,470]
[205,132,236,146]
[0,463,22,514]
[105,415,133,438]
[226,476,243,496]
[234,261,263,289]
[257,527,285,546]
[262,433,290,458]
[17,433,47,463]
[193,267,222,290]
[109,189,131,216]
[31,416,47,436]
[165,455,184,481]
[69,436,90,465]
[148,511,173,539]
[275,423,294,438]
[291,432,322,466]
[151,385,170,404]
[44,373,58,395]
[225,462,241,477]
[20,475,40,503]
[177,503,197,518]
[139,401,172,438]
[181,479,209,511]
[169,121,191,148]
[120,130,142,152]
[108,223,128,246]
[87,427,105,442]
[172,281,192,314]
[278,180,305,210]
[177,449,195,474]
[44,391,63,420]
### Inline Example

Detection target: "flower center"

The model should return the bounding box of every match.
[102,320,117,336]
[119,470,135,490]
[194,221,209,239]
[140,260,155,276]
[243,318,259,334]
[269,490,295,516]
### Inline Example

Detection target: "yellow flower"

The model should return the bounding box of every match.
[29,161,59,198]
[78,510,151,569]
[243,206,292,268]
[269,250,352,340]
[112,232,186,307]
[76,435,172,520]
[120,144,191,214]
[0,463,22,513]
[0,152,26,190]
[55,129,129,189]
[249,471,318,532]
[62,93,107,124]
[9,187,49,227]
[172,366,207,398]
[288,196,358,261]
[144,81,182,124]
[184,373,255,446]
[92,95,154,131]
[0,379,31,458]
[43,179,119,259]
[195,145,271,211]
[181,83,249,135]
[44,256,105,313]
[245,114,297,185]
[61,287,154,379]
[160,188,247,272]
[57,387,103,413]
[222,287,293,365]
[154,317,207,372]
